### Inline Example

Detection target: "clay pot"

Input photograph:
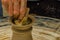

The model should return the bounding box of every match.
[11,15,34,40]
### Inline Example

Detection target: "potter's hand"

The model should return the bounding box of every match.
[1,0,27,20]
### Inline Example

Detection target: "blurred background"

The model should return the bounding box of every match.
[0,0,3,17]
[0,0,60,19]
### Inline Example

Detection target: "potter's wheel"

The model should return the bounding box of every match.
[32,16,60,40]
[0,16,60,40]
[0,26,12,40]
[0,18,12,40]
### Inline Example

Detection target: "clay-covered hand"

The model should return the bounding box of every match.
[1,0,27,20]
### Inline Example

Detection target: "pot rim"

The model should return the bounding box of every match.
[11,15,35,30]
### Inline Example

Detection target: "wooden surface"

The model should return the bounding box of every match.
[0,15,60,40]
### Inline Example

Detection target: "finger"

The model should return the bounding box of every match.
[1,0,7,5]
[19,0,27,19]
[13,0,20,17]
[1,0,9,12]
[8,0,13,16]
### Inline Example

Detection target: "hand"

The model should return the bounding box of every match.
[1,0,27,20]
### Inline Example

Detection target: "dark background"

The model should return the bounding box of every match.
[27,0,60,19]
[0,0,60,19]
[0,0,3,16]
